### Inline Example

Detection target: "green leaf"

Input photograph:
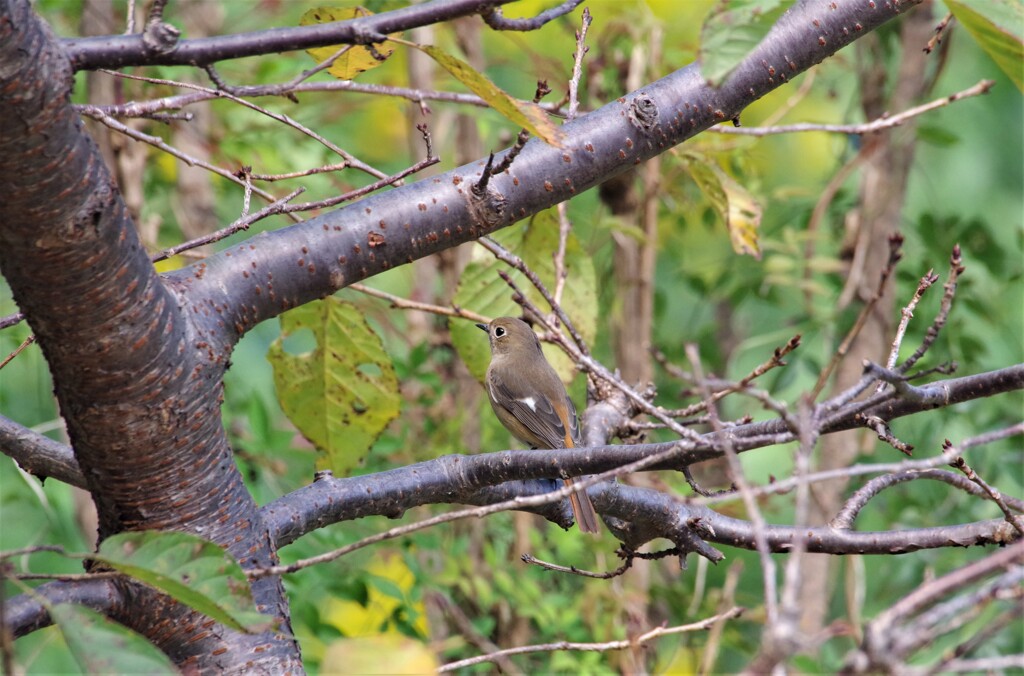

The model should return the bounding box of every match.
[518,212,598,381]
[683,152,763,258]
[450,212,598,384]
[916,124,961,147]
[50,603,178,674]
[93,531,271,634]
[947,0,1024,92]
[406,42,564,147]
[450,229,526,383]
[699,0,793,87]
[299,7,399,80]
[268,298,400,475]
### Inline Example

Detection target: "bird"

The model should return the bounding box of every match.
[477,316,600,534]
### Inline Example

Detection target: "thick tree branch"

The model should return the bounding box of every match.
[8,364,1020,500]
[259,364,1023,552]
[170,0,924,347]
[262,464,1018,559]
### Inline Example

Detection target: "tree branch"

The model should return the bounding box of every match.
[61,0,524,70]
[4,577,120,638]
[169,0,925,349]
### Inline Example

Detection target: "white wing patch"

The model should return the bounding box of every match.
[518,396,537,411]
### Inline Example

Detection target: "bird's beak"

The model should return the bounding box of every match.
[475,323,488,333]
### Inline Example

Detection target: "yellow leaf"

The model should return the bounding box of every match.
[299,7,400,80]
[153,256,186,273]
[406,41,564,147]
[321,635,438,675]
[320,551,429,639]
[654,644,699,675]
[683,152,762,259]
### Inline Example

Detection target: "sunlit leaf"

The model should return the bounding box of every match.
[94,531,270,634]
[321,635,438,674]
[320,550,428,639]
[405,42,564,147]
[300,7,400,80]
[50,603,178,674]
[683,153,762,258]
[153,256,187,273]
[947,0,1024,92]
[268,298,400,475]
[699,0,793,86]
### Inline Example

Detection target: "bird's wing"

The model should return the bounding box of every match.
[488,369,578,449]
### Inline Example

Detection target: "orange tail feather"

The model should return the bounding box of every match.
[564,477,600,534]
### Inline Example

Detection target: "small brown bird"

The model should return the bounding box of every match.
[477,317,600,534]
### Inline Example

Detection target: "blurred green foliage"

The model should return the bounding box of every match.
[2,0,1021,673]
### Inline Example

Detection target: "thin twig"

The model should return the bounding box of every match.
[0,334,35,371]
[279,153,439,215]
[79,81,568,120]
[437,606,744,672]
[776,397,818,658]
[863,414,915,455]
[949,455,1024,537]
[898,244,963,373]
[924,13,955,54]
[479,236,590,356]
[811,234,903,399]
[0,563,12,676]
[111,68,388,180]
[831,468,1024,531]
[940,656,1024,673]
[712,80,995,137]
[430,593,523,676]
[239,166,253,218]
[699,561,743,675]
[488,130,530,178]
[879,269,939,391]
[0,312,26,331]
[520,552,632,579]
[249,162,352,182]
[78,106,294,217]
[282,43,356,91]
[521,545,685,579]
[566,7,592,122]
[686,343,779,625]
[10,571,122,581]
[827,427,1024,528]
[802,148,869,311]
[348,284,489,324]
[653,336,800,418]
[123,0,136,34]
[0,545,66,560]
[151,188,305,263]
[552,202,572,307]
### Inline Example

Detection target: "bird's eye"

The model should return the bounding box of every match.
[494,327,506,337]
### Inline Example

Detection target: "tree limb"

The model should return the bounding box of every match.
[169,0,925,349]
[61,0,524,70]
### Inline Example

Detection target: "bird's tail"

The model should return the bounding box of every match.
[564,477,600,534]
